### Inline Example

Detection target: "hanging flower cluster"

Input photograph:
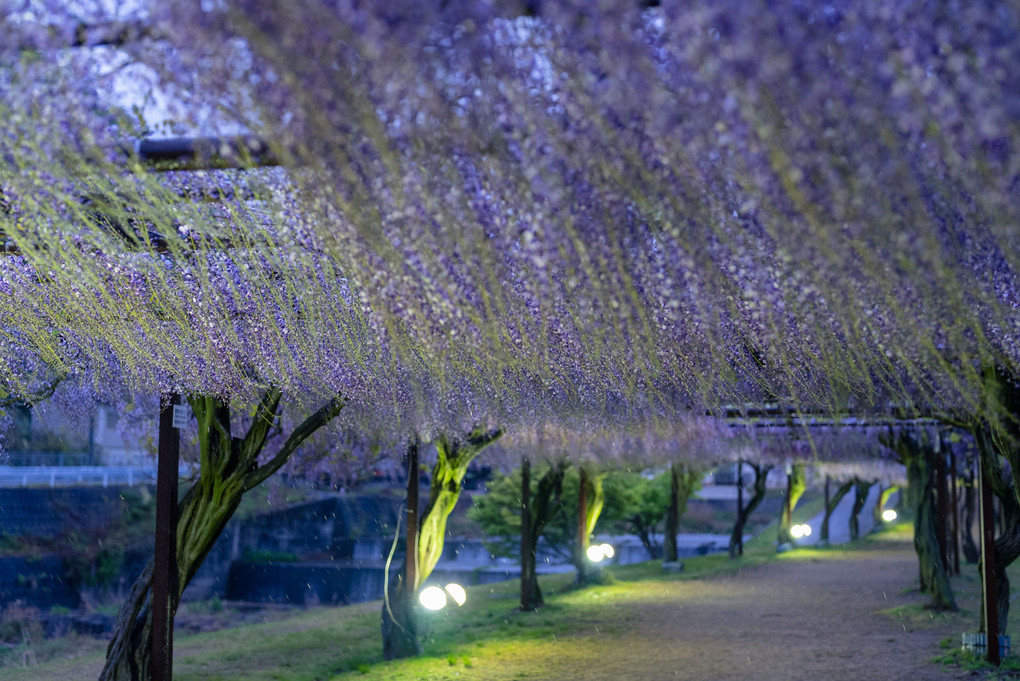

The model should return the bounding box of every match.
[1,1,1017,462]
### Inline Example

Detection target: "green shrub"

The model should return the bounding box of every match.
[241,548,299,563]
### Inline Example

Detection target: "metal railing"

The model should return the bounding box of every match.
[0,465,191,488]
[3,450,96,467]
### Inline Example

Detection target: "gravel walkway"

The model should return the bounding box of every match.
[510,535,975,681]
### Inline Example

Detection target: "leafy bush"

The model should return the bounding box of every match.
[0,600,42,668]
[241,549,299,563]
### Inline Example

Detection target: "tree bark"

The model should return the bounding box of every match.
[520,461,567,610]
[381,427,502,658]
[777,463,806,547]
[883,429,956,610]
[820,479,854,544]
[730,463,772,558]
[417,428,502,586]
[664,463,700,562]
[849,478,875,541]
[520,458,533,611]
[575,467,589,584]
[935,444,950,567]
[874,485,899,529]
[100,390,345,681]
[973,425,1020,636]
[382,439,422,661]
[963,465,979,563]
[736,460,744,557]
[950,450,960,574]
[664,463,680,563]
[380,580,420,660]
[881,429,956,609]
[871,483,884,528]
[573,466,605,584]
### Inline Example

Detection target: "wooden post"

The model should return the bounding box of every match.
[779,463,792,544]
[577,467,588,584]
[664,462,679,562]
[736,460,744,556]
[406,438,419,594]
[950,449,960,575]
[824,475,830,518]
[152,393,181,681]
[979,451,1000,665]
[935,445,949,569]
[520,458,532,611]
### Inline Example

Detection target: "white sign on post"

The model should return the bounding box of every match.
[172,404,190,429]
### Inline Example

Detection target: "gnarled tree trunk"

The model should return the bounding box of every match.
[730,463,772,558]
[820,478,854,544]
[874,485,899,529]
[883,429,956,611]
[777,463,806,547]
[521,460,567,610]
[663,462,700,562]
[381,427,502,659]
[381,438,422,661]
[974,425,1020,634]
[962,467,979,564]
[100,389,345,681]
[574,466,605,584]
[849,477,875,541]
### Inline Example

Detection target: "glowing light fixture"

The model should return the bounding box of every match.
[444,583,467,606]
[419,586,447,611]
[586,545,606,562]
[600,543,615,559]
[790,524,812,539]
[882,509,898,522]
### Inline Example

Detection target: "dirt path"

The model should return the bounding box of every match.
[7,534,980,681]
[506,536,974,681]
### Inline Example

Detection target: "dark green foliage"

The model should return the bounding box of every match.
[3,488,154,593]
[608,470,670,559]
[469,466,645,564]
[241,549,299,563]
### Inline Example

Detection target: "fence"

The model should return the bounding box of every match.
[3,450,96,467]
[0,465,183,488]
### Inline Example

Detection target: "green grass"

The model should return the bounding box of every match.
[1,535,793,681]
[934,645,1020,678]
[3,503,904,681]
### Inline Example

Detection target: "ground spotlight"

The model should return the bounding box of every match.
[882,509,898,522]
[790,524,812,539]
[419,586,447,611]
[444,583,467,606]
[586,545,606,562]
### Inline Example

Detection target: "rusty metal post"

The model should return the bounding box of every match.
[979,451,1000,665]
[152,393,181,681]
